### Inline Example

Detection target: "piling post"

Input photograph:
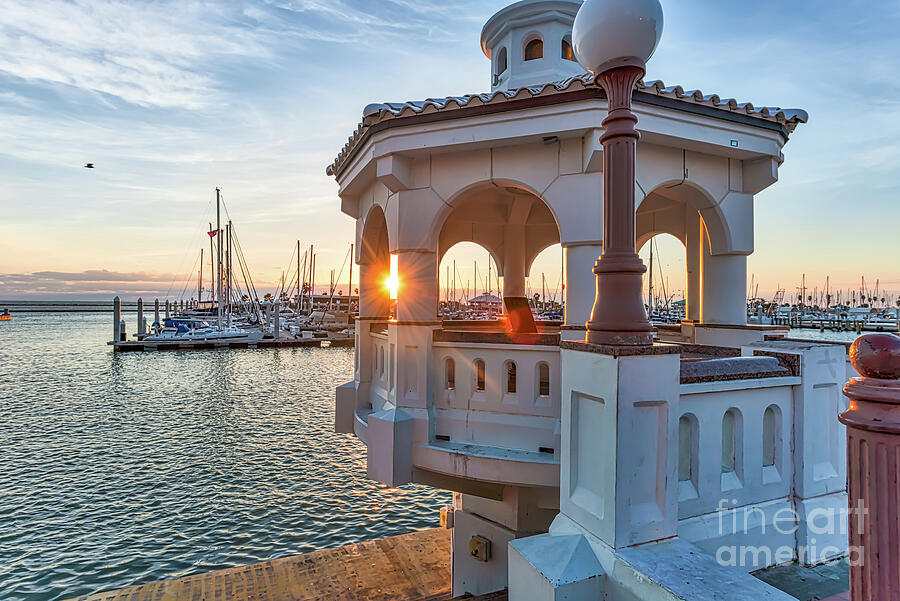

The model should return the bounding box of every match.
[119,319,126,342]
[154,299,160,325]
[113,296,121,343]
[137,298,145,335]
[273,301,281,340]
[165,300,171,319]
[840,333,900,601]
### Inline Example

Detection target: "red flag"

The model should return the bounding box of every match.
[207,229,218,237]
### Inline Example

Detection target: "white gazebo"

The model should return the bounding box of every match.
[329,1,852,599]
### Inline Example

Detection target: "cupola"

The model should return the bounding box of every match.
[481,0,585,92]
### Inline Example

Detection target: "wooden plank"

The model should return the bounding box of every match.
[65,529,452,601]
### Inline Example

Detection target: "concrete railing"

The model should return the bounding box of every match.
[431,340,561,456]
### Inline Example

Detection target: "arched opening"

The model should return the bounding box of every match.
[439,241,503,319]
[678,413,699,483]
[721,408,743,490]
[527,243,564,319]
[505,360,517,394]
[474,359,486,392]
[445,357,456,390]
[561,38,574,61]
[537,362,550,397]
[763,405,781,468]
[496,46,508,75]
[637,180,739,328]
[437,182,560,331]
[359,205,392,319]
[524,37,543,61]
[638,234,686,323]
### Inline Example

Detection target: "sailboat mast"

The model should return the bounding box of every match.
[226,221,232,323]
[348,243,354,316]
[199,248,203,306]
[208,222,215,301]
[296,240,301,312]
[216,188,223,329]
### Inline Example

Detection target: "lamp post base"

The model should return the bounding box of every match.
[585,252,654,346]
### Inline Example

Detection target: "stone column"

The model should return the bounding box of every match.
[700,234,747,325]
[563,242,603,331]
[367,250,439,488]
[840,333,900,601]
[684,207,702,323]
[502,224,526,299]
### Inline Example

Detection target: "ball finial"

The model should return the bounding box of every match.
[850,333,900,379]
[572,0,664,74]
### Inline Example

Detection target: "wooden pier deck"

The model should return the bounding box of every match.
[65,529,507,601]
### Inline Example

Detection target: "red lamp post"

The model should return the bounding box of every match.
[572,0,664,346]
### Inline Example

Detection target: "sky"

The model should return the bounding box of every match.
[0,0,898,301]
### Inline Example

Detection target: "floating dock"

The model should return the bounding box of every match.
[109,336,353,352]
[64,529,507,601]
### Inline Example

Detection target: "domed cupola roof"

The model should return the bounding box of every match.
[480,0,585,92]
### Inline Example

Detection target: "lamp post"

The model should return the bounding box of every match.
[573,0,664,346]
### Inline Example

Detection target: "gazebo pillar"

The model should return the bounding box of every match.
[562,242,604,330]
[700,235,747,325]
[502,224,526,299]
[684,208,702,323]
[840,333,900,601]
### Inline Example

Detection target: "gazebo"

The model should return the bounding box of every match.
[329,1,851,599]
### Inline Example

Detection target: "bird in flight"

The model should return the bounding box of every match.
[84,163,94,169]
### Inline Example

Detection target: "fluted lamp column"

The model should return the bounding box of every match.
[573,0,663,346]
[840,333,900,601]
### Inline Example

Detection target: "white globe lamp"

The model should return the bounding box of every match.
[572,0,663,75]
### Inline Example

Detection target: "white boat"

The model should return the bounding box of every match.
[143,322,263,343]
[864,317,899,332]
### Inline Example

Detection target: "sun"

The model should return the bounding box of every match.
[385,254,399,299]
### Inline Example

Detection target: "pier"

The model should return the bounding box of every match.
[64,529,507,601]
[108,336,353,351]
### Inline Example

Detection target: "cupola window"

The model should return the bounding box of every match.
[496,47,508,75]
[561,39,575,61]
[524,38,543,61]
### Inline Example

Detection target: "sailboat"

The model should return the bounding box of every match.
[144,188,263,343]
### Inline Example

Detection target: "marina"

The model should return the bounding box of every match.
[3,0,900,600]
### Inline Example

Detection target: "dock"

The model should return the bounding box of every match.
[65,529,507,601]
[109,336,353,352]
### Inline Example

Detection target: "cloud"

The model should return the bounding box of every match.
[0,269,281,298]
[0,0,271,109]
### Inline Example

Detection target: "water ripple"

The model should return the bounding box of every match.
[0,312,450,601]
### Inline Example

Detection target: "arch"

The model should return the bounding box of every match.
[361,204,390,265]
[359,204,392,318]
[434,181,561,279]
[474,359,486,392]
[505,360,517,394]
[561,37,574,61]
[445,357,456,390]
[524,36,543,61]
[763,404,782,468]
[638,180,731,255]
[678,413,699,483]
[536,362,550,397]
[495,46,508,75]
